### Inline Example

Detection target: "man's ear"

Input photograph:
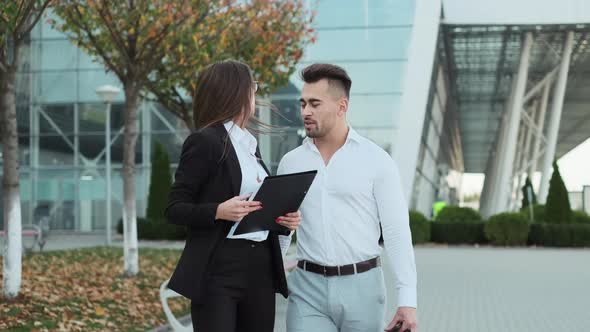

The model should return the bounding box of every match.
[338,98,349,116]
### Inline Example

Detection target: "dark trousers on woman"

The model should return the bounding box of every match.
[191,238,276,332]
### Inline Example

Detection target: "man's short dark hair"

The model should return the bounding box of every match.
[301,63,352,99]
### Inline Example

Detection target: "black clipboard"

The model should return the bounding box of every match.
[233,170,318,235]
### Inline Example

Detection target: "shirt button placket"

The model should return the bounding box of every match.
[321,164,332,267]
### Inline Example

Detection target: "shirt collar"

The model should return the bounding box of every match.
[224,121,257,154]
[304,125,361,148]
[346,127,362,143]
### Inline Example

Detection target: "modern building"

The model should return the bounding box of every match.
[2,0,590,236]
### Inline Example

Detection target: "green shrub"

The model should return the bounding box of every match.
[116,218,140,235]
[521,176,537,209]
[528,223,590,247]
[114,141,186,241]
[431,222,486,244]
[572,210,590,224]
[409,210,431,244]
[435,206,482,223]
[147,141,172,222]
[116,217,149,235]
[140,219,186,240]
[545,160,572,223]
[116,217,185,240]
[520,204,546,223]
[485,212,530,246]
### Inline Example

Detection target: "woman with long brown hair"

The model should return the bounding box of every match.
[165,60,300,332]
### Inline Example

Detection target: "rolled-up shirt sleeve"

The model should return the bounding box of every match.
[373,156,417,308]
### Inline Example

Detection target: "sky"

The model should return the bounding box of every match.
[461,137,590,196]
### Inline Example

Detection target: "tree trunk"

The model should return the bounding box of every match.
[122,82,140,277]
[1,65,22,298]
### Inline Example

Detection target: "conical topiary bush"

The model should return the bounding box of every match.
[545,160,572,224]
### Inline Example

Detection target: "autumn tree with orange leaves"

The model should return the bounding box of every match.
[52,0,314,276]
[52,0,232,277]
[148,0,315,129]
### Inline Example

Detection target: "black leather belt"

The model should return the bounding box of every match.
[297,257,380,277]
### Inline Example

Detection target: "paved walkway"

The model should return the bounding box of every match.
[275,246,590,332]
[6,234,590,331]
[0,233,186,252]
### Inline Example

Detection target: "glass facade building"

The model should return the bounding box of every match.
[263,0,417,169]
[1,1,464,232]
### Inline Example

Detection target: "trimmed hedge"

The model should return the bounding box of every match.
[521,176,537,209]
[522,206,589,224]
[141,220,186,240]
[520,204,546,223]
[435,206,482,223]
[146,141,172,222]
[431,222,486,244]
[114,141,185,241]
[528,223,590,247]
[572,210,590,224]
[116,218,124,234]
[409,210,431,244]
[116,218,186,240]
[485,212,530,246]
[545,160,573,224]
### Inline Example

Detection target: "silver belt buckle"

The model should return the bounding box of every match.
[323,266,327,276]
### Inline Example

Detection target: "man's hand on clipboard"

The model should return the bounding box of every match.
[276,211,301,231]
[215,193,263,222]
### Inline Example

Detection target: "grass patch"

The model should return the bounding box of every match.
[1,247,189,331]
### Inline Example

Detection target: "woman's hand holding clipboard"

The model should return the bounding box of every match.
[215,193,263,222]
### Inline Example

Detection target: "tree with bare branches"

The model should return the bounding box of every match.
[1,0,53,299]
[52,0,217,276]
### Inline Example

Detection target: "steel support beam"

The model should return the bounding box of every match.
[539,31,574,204]
[493,32,534,214]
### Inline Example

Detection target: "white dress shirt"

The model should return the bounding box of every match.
[224,121,269,241]
[277,127,417,308]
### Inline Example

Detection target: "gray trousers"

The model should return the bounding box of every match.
[286,266,386,332]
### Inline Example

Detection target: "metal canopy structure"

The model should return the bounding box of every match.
[441,24,590,173]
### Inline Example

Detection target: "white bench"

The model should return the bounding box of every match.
[160,259,299,332]
[160,279,193,332]
[0,224,45,253]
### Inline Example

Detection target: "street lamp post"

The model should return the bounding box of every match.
[95,85,121,245]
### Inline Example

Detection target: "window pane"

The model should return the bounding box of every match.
[37,71,77,103]
[39,104,74,135]
[78,70,122,103]
[348,94,400,127]
[315,0,415,28]
[304,27,412,62]
[35,39,77,71]
[78,51,104,70]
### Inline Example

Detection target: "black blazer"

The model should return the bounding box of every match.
[165,123,288,303]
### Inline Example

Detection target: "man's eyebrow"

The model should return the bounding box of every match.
[299,98,322,103]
